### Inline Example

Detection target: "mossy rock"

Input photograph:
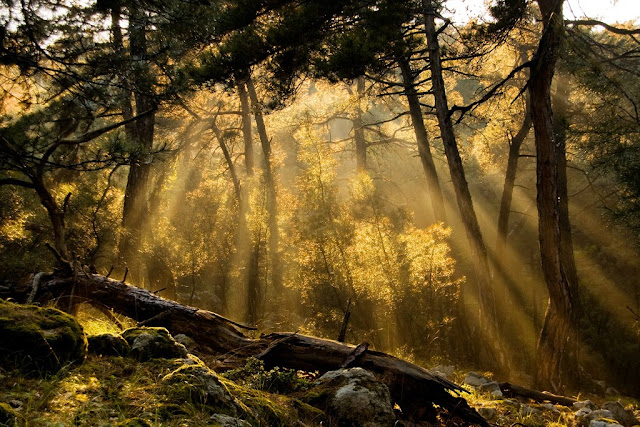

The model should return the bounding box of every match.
[121,327,187,361]
[88,333,130,356]
[0,402,17,426]
[162,364,241,415]
[0,299,87,376]
[303,367,394,427]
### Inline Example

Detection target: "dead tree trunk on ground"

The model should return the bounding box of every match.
[1,273,487,426]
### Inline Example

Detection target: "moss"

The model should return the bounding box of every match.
[221,377,327,426]
[0,402,17,426]
[116,417,152,427]
[162,364,240,416]
[121,327,187,361]
[0,300,87,376]
[88,333,130,357]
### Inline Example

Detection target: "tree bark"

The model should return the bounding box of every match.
[530,0,578,392]
[1,273,488,427]
[495,96,532,258]
[423,0,508,373]
[119,5,157,281]
[245,76,282,294]
[397,54,447,223]
[354,76,368,173]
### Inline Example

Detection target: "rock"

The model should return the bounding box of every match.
[589,421,621,427]
[575,400,599,410]
[602,401,638,427]
[432,365,454,379]
[521,404,541,416]
[162,364,240,415]
[88,333,130,356]
[121,327,188,361]
[605,387,620,396]
[305,367,395,427]
[478,381,502,395]
[0,402,17,426]
[464,372,490,388]
[542,403,561,414]
[209,414,251,427]
[477,407,497,420]
[174,333,198,351]
[0,299,87,376]
[576,408,616,427]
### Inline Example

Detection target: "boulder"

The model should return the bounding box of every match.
[88,333,130,356]
[575,400,599,411]
[590,421,622,427]
[0,300,87,376]
[174,333,198,351]
[121,327,188,361]
[305,367,395,427]
[478,381,503,398]
[576,408,615,427]
[162,364,241,415]
[209,414,251,427]
[464,372,490,388]
[431,365,454,379]
[602,401,638,427]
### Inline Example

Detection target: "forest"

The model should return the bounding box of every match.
[1,0,640,425]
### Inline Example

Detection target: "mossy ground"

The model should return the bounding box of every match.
[2,306,638,427]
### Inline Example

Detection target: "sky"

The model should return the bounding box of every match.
[447,0,640,24]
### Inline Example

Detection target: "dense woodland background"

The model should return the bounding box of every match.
[1,0,639,397]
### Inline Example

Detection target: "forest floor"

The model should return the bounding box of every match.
[1,306,638,427]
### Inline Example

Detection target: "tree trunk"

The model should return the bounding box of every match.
[496,96,532,258]
[237,77,263,325]
[354,76,368,173]
[119,5,156,281]
[238,78,255,175]
[423,0,508,373]
[35,180,70,261]
[530,0,578,392]
[245,76,282,293]
[397,54,447,223]
[2,273,488,427]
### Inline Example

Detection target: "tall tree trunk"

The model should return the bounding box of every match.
[530,0,578,392]
[237,78,262,325]
[354,76,367,172]
[245,76,282,294]
[238,79,255,176]
[397,54,447,223]
[117,5,156,283]
[423,0,508,373]
[496,96,532,258]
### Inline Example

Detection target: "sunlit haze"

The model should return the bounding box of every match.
[447,0,640,24]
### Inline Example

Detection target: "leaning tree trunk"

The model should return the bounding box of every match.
[397,53,447,223]
[423,0,508,374]
[0,273,488,427]
[530,0,578,392]
[495,96,532,258]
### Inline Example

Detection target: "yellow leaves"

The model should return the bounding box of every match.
[349,172,375,203]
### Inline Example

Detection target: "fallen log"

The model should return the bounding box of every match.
[1,273,488,426]
[499,382,577,407]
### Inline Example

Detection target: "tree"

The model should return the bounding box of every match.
[529,0,579,391]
